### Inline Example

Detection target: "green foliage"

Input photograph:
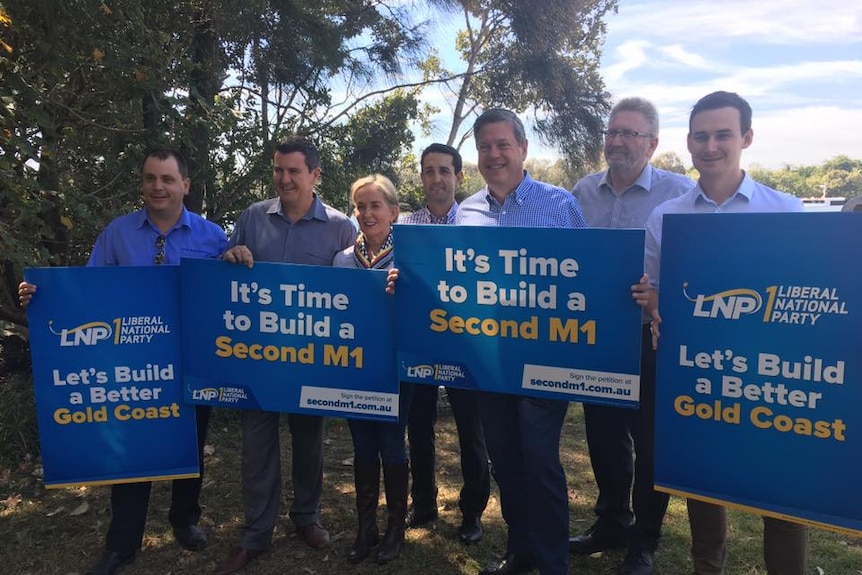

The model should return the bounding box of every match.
[0,338,38,467]
[748,156,862,198]
[0,0,620,328]
[525,158,570,188]
[320,90,423,212]
[652,151,687,175]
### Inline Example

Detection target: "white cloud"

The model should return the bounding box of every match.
[604,40,651,82]
[719,61,862,97]
[598,0,862,171]
[606,58,862,109]
[658,45,709,69]
[653,106,862,170]
[608,0,862,44]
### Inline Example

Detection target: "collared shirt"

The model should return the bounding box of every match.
[574,164,693,324]
[87,207,227,267]
[572,164,694,229]
[229,194,355,265]
[456,171,587,228]
[401,201,459,225]
[332,246,395,270]
[645,172,804,288]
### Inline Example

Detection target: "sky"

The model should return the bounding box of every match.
[415,0,862,170]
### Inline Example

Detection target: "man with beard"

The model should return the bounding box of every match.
[570,97,692,575]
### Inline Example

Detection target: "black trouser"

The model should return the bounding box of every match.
[582,326,668,549]
[105,405,210,553]
[407,385,490,519]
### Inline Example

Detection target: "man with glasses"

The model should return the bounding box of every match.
[570,98,693,575]
[18,148,228,575]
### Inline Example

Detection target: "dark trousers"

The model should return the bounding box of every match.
[105,405,210,553]
[480,392,569,575]
[407,384,490,518]
[582,325,668,549]
[238,410,326,550]
[687,499,809,575]
[350,383,414,465]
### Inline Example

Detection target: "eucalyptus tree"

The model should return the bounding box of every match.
[422,0,617,176]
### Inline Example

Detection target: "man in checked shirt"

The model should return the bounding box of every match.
[402,144,491,545]
[457,109,587,575]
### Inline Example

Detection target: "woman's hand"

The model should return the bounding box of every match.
[385,268,399,295]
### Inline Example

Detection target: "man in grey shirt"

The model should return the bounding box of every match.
[213,137,356,575]
[570,98,693,575]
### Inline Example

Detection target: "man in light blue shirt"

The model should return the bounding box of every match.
[569,98,692,575]
[459,109,585,575]
[639,91,807,575]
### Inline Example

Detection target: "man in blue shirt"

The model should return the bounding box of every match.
[569,97,692,575]
[214,137,355,575]
[403,144,491,545]
[638,91,808,575]
[19,148,228,575]
[458,109,585,575]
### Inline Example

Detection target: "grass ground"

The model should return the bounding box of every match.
[1,403,860,574]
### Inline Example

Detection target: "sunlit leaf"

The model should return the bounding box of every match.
[69,501,89,516]
[46,506,65,517]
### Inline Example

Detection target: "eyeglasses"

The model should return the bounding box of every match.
[154,235,166,264]
[603,129,653,141]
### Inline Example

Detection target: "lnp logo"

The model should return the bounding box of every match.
[684,282,762,320]
[191,388,220,401]
[49,320,113,346]
[404,364,434,379]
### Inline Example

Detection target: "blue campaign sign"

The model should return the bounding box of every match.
[24,266,200,488]
[654,212,862,535]
[181,258,398,422]
[393,225,644,407]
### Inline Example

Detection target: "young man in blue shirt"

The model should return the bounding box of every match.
[403,143,491,544]
[637,91,808,575]
[19,148,227,575]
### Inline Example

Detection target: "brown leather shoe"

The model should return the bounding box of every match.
[296,522,330,549]
[211,547,265,575]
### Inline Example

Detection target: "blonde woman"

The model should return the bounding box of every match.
[333,174,412,565]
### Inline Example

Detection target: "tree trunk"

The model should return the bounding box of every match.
[185,5,220,216]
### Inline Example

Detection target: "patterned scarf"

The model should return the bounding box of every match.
[353,230,394,269]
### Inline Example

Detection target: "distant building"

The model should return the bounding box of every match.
[801,196,846,212]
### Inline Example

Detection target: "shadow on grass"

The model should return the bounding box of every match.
[0,404,860,574]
